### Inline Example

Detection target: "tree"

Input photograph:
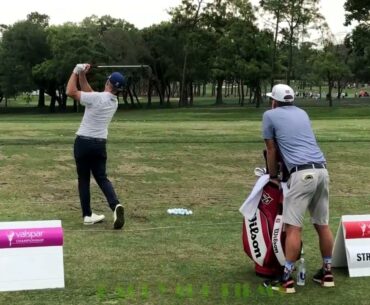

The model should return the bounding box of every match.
[226,18,273,107]
[33,23,106,111]
[259,0,284,89]
[142,22,183,106]
[203,0,257,104]
[0,18,50,105]
[344,24,370,83]
[294,42,318,89]
[313,44,351,106]
[27,12,50,28]
[344,0,370,85]
[344,0,370,25]
[170,0,206,106]
[260,0,324,85]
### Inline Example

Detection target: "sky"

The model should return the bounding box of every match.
[1,0,354,40]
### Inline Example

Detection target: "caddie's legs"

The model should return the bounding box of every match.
[314,224,333,259]
[313,224,335,287]
[285,224,303,262]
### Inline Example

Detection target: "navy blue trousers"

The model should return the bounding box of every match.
[74,136,120,217]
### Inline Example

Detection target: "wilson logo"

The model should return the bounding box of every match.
[249,215,261,258]
[261,192,273,205]
[272,217,281,254]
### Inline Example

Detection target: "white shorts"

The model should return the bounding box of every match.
[283,168,330,227]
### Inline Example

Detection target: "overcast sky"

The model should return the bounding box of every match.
[1,0,353,39]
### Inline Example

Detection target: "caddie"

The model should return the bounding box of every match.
[262,84,335,293]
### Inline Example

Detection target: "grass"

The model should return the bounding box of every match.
[1,103,370,305]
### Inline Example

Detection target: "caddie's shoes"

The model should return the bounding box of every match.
[83,213,105,225]
[313,267,335,287]
[113,204,125,229]
[263,276,296,294]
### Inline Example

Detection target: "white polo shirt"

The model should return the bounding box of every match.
[76,91,118,139]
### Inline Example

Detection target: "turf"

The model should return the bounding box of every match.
[0,103,370,305]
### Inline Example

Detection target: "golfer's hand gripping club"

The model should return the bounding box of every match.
[73,63,90,75]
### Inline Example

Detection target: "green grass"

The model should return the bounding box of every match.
[1,103,370,305]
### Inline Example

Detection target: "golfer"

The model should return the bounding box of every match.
[262,84,334,293]
[66,63,125,229]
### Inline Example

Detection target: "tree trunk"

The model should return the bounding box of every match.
[237,81,241,105]
[38,88,45,108]
[189,82,194,106]
[327,76,333,107]
[215,78,223,105]
[241,81,245,106]
[50,94,56,113]
[287,22,295,85]
[254,82,262,108]
[147,80,153,107]
[179,81,188,106]
[211,83,216,96]
[132,83,141,107]
[337,80,342,100]
[166,84,171,105]
[202,83,207,96]
[271,8,280,90]
[180,49,188,106]
[127,86,135,107]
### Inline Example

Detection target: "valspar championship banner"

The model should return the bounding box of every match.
[0,220,64,291]
[332,215,370,277]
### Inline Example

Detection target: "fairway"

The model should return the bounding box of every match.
[1,105,370,305]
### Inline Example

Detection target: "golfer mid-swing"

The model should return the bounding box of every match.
[66,63,125,229]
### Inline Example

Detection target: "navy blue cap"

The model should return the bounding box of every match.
[108,72,125,90]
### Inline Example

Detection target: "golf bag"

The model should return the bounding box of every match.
[240,151,288,277]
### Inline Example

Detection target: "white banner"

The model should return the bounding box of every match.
[332,215,370,277]
[0,220,65,291]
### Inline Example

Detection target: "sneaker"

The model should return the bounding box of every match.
[83,213,105,225]
[113,204,125,229]
[313,268,335,287]
[263,277,296,294]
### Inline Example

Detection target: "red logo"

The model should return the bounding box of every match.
[344,221,370,239]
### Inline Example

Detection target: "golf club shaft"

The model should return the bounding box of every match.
[96,65,150,69]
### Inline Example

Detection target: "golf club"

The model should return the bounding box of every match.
[95,65,152,76]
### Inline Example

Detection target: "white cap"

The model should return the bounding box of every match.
[266,84,295,103]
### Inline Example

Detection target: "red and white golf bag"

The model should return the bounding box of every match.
[240,151,289,277]
[241,181,286,277]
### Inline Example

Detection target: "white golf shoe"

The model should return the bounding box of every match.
[113,204,125,229]
[83,213,105,225]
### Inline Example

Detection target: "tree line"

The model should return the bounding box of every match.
[0,0,369,111]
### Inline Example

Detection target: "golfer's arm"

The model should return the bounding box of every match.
[264,139,279,177]
[79,73,94,92]
[66,73,81,101]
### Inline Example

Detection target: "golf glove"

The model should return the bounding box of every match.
[73,63,87,75]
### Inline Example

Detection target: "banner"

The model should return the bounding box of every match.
[332,215,370,277]
[0,220,65,291]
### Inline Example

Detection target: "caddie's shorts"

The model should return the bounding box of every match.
[283,168,330,227]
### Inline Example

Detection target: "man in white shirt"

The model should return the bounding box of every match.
[66,63,125,229]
